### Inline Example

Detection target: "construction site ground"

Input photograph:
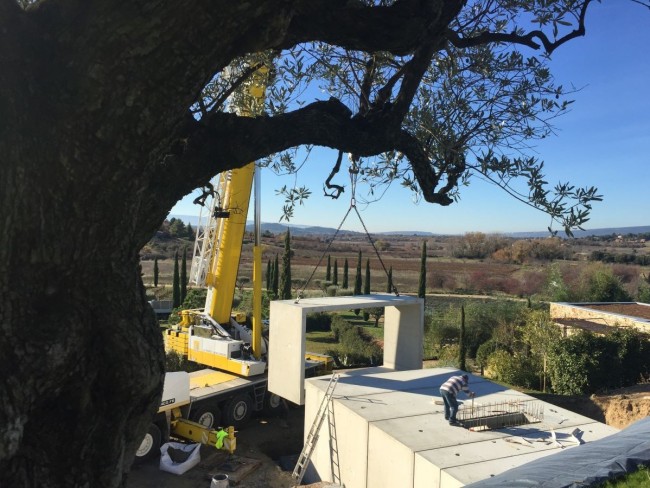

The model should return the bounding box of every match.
[126,383,650,488]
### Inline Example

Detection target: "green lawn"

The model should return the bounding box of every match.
[598,466,650,487]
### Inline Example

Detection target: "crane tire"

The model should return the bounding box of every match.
[263,392,285,416]
[224,393,253,428]
[190,404,222,429]
[135,424,161,463]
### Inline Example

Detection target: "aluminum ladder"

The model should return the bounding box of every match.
[292,373,340,485]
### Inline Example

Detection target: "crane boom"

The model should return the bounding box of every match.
[167,65,269,377]
[204,164,254,325]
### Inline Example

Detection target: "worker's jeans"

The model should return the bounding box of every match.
[440,389,458,423]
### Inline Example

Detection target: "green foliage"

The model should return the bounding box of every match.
[306,312,332,332]
[327,315,383,367]
[180,247,187,304]
[544,263,570,302]
[458,306,466,371]
[418,240,427,298]
[172,250,181,308]
[353,251,362,315]
[580,265,632,302]
[437,344,460,368]
[609,329,650,386]
[367,307,384,327]
[165,351,203,373]
[168,218,187,238]
[386,266,393,293]
[364,259,370,294]
[273,254,279,297]
[262,3,602,235]
[487,350,538,389]
[332,259,338,286]
[463,300,527,357]
[598,464,650,488]
[182,288,208,309]
[547,333,600,395]
[280,230,292,299]
[638,283,650,304]
[343,258,349,289]
[476,339,504,372]
[362,259,371,321]
[326,254,331,281]
[326,285,337,297]
[266,259,271,291]
[153,257,159,287]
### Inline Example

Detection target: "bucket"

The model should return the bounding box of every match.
[210,474,229,488]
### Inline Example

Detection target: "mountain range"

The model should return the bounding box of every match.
[168,214,649,238]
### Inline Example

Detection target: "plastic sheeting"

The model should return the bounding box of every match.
[466,417,650,488]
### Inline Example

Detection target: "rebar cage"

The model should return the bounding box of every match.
[457,399,544,431]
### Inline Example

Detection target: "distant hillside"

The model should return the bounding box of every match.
[168,214,649,238]
[510,225,650,238]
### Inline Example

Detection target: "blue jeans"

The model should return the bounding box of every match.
[440,389,458,423]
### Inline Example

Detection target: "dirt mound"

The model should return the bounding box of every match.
[536,384,650,430]
[590,384,650,429]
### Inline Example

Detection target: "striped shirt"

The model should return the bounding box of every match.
[440,375,470,396]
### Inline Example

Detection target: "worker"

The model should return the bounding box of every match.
[439,373,475,426]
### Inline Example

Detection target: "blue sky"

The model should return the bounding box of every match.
[171,2,650,235]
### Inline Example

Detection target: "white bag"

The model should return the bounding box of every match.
[159,442,201,475]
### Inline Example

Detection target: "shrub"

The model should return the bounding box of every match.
[487,350,538,389]
[327,315,382,367]
[476,339,504,373]
[306,312,332,332]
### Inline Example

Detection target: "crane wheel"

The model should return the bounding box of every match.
[263,392,285,416]
[190,404,222,429]
[134,424,161,463]
[224,393,253,427]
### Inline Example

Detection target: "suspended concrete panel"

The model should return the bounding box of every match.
[268,294,423,405]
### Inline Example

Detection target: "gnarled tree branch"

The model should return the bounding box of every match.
[446,0,592,55]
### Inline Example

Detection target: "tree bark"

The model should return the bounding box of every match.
[0,0,586,486]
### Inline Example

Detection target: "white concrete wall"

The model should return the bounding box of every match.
[303,368,619,488]
[268,294,423,404]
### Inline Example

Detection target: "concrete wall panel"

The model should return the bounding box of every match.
[368,423,415,488]
[268,302,306,404]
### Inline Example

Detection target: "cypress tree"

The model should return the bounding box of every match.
[459,306,467,371]
[343,258,349,289]
[280,230,292,299]
[363,258,371,320]
[326,255,331,282]
[273,254,279,297]
[364,259,370,295]
[333,259,338,286]
[172,250,181,308]
[266,259,271,291]
[354,251,362,295]
[353,251,362,315]
[418,240,427,299]
[153,257,159,288]
[180,247,187,304]
[386,266,393,293]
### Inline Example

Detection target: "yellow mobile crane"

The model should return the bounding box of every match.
[136,66,330,462]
